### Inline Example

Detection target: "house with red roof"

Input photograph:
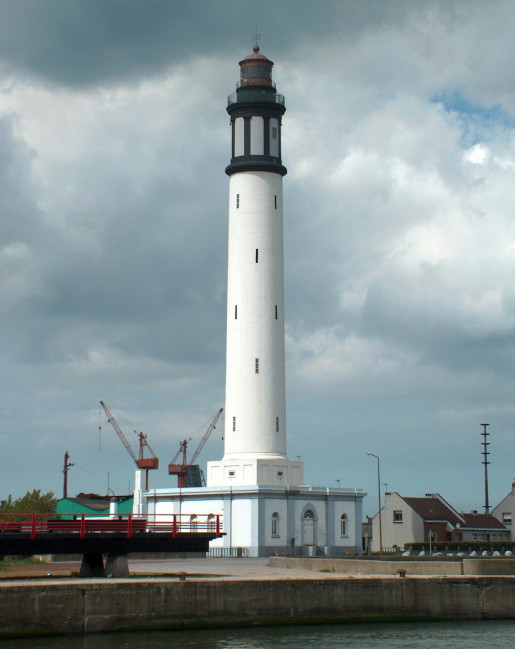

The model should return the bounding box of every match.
[371,492,509,552]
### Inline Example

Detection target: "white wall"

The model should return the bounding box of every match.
[371,492,423,551]
[224,171,286,462]
[139,486,365,556]
[492,483,515,540]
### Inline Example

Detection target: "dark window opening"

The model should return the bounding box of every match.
[255,249,259,263]
[274,195,277,209]
[236,193,240,208]
[232,416,236,432]
[255,358,259,373]
[275,305,278,320]
[235,305,237,319]
[276,416,279,432]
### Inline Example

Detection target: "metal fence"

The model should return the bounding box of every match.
[207,546,249,558]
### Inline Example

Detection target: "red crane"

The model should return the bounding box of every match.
[100,401,159,490]
[168,407,223,487]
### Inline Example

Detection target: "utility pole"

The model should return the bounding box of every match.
[367,452,383,555]
[480,423,490,513]
[63,451,74,499]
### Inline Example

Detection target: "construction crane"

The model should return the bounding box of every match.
[100,401,159,490]
[168,407,223,487]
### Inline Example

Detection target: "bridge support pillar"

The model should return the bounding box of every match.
[79,552,104,577]
[104,553,130,578]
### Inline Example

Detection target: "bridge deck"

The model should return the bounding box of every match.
[0,513,223,562]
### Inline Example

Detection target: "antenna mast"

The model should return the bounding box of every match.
[480,423,490,513]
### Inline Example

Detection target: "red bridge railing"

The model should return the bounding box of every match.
[0,513,223,540]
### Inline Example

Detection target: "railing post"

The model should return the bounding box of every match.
[216,515,220,537]
[127,514,133,539]
[173,514,177,539]
[80,514,85,539]
[31,514,36,540]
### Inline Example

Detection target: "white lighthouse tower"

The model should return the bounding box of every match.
[138,46,365,557]
[206,46,303,488]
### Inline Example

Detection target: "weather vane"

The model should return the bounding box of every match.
[253,25,262,47]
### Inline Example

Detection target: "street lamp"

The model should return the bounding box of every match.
[367,452,383,555]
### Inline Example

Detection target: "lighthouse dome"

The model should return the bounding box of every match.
[239,45,274,86]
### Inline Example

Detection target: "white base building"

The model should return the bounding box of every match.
[135,482,364,557]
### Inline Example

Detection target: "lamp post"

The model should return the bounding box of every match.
[367,452,383,555]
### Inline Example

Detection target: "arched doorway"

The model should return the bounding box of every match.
[303,509,315,546]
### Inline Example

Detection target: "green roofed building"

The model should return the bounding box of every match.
[56,493,133,518]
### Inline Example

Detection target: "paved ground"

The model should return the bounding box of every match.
[0,557,348,581]
[129,556,346,580]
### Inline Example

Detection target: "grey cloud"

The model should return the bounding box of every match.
[0,0,430,88]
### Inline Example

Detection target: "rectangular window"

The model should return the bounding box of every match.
[236,193,240,208]
[235,305,237,319]
[255,358,259,373]
[250,116,264,155]
[234,117,245,156]
[502,512,512,524]
[275,305,278,320]
[276,416,279,432]
[255,248,259,263]
[228,471,235,477]
[277,471,283,477]
[232,416,236,432]
[274,195,277,209]
[393,510,403,523]
[272,126,278,139]
[472,533,477,540]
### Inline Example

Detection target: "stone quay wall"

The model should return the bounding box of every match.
[1,576,515,638]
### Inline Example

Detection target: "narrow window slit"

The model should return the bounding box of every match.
[275,305,278,320]
[255,358,259,374]
[236,194,240,208]
[235,305,237,319]
[255,249,259,263]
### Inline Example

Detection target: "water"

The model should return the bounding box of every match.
[2,620,514,649]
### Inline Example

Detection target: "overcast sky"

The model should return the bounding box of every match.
[1,0,514,517]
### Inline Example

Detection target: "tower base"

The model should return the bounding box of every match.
[206,457,303,487]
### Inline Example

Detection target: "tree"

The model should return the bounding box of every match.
[1,490,57,518]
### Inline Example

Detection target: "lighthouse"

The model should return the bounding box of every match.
[206,46,303,488]
[140,46,365,557]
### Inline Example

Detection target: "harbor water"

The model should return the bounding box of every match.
[3,620,514,649]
